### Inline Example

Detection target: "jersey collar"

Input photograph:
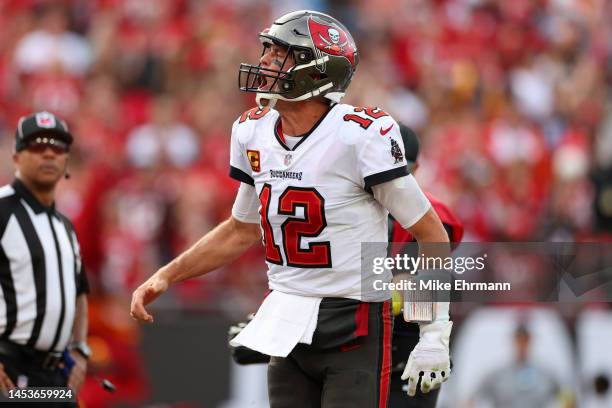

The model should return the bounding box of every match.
[274,105,335,151]
[11,178,57,215]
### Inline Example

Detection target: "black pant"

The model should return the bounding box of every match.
[268,301,393,408]
[0,347,77,407]
[389,317,440,408]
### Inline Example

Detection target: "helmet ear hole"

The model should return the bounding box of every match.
[294,49,314,64]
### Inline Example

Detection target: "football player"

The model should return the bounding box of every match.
[227,123,464,407]
[131,10,452,407]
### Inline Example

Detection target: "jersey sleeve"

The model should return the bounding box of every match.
[229,119,254,186]
[71,230,89,295]
[77,264,90,295]
[355,116,409,192]
[231,182,260,224]
[372,175,431,228]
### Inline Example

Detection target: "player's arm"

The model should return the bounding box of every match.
[373,176,452,396]
[158,216,260,283]
[404,209,449,245]
[130,183,261,323]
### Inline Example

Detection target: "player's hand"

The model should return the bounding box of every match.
[67,351,87,394]
[0,362,15,395]
[130,275,169,323]
[401,320,452,396]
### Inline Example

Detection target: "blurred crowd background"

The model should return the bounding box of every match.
[0,0,611,406]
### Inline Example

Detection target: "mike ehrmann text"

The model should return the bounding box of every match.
[372,279,511,292]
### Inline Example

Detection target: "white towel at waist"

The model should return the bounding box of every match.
[229,291,322,357]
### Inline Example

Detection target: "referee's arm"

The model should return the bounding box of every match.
[67,265,90,393]
[71,262,90,344]
[71,295,88,345]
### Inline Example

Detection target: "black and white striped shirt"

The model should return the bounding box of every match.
[0,179,88,353]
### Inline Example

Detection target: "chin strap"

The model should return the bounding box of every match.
[256,93,277,109]
[255,83,336,109]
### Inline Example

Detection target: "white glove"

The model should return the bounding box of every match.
[401,320,452,396]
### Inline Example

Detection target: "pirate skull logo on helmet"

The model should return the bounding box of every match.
[328,28,339,44]
[318,27,350,54]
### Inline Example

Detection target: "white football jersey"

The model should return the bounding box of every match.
[229,103,410,301]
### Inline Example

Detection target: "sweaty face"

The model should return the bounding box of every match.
[13,135,69,190]
[258,43,295,91]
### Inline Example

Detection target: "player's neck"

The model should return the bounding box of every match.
[276,100,330,137]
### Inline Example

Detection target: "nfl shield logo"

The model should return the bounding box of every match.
[35,112,56,129]
[284,154,292,166]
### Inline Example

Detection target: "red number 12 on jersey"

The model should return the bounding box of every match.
[259,184,332,268]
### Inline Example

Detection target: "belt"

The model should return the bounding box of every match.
[0,340,64,371]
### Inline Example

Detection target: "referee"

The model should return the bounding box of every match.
[0,112,90,405]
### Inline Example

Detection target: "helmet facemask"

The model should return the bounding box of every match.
[239,38,333,108]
